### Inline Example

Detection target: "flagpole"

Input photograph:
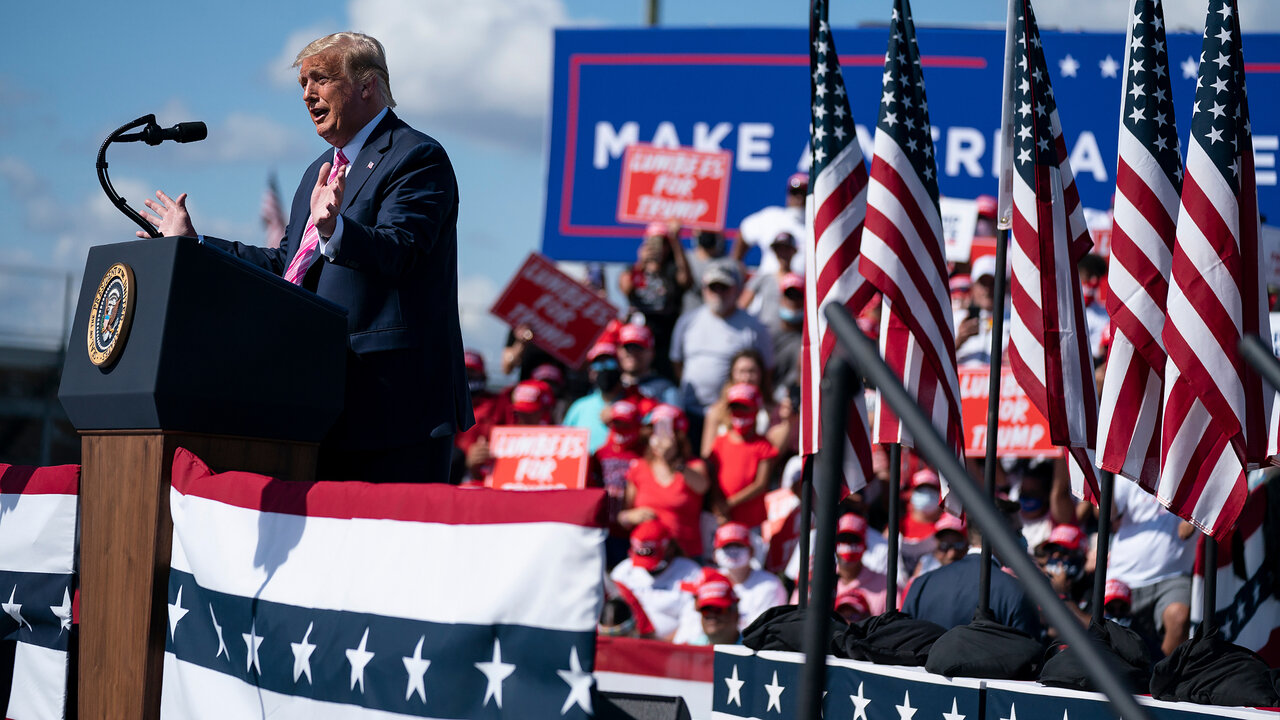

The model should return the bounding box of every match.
[979,225,1011,615]
[798,457,814,609]
[886,443,901,610]
[1090,469,1115,624]
[1201,533,1218,636]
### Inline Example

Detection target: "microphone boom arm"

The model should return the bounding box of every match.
[96,114,163,238]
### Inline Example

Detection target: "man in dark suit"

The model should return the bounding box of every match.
[138,32,473,482]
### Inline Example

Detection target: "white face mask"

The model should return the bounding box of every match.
[715,545,752,571]
[910,487,941,511]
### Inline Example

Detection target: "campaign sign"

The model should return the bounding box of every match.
[939,197,978,263]
[490,253,619,368]
[544,27,1280,263]
[487,425,591,491]
[617,143,732,230]
[959,365,1056,457]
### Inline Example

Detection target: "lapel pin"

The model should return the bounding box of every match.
[367,161,375,169]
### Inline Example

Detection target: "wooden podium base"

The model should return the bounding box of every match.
[78,431,317,720]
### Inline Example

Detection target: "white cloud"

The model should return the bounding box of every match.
[272,0,572,153]
[1036,1,1280,32]
[268,22,342,89]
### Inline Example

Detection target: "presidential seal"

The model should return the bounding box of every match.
[87,262,136,368]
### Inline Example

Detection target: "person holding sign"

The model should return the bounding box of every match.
[619,221,692,378]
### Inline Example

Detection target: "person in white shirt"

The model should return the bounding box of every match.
[609,520,702,641]
[733,172,808,275]
[954,253,1011,365]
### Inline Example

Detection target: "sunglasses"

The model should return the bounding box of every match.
[706,283,733,293]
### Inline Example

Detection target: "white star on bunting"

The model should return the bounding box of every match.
[557,646,594,715]
[51,588,72,634]
[896,690,918,720]
[403,635,431,703]
[346,627,375,693]
[291,621,317,684]
[851,681,871,720]
[476,637,516,709]
[764,670,785,713]
[943,697,967,720]
[242,620,264,675]
[3,586,29,631]
[168,585,189,639]
[209,605,228,661]
[725,664,745,707]
[1059,54,1080,77]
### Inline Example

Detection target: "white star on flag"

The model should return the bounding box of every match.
[1059,54,1080,77]
[851,681,871,720]
[291,621,317,684]
[725,664,745,707]
[168,585,189,639]
[1099,54,1120,77]
[3,586,29,631]
[209,604,229,660]
[1002,704,1018,720]
[403,635,431,703]
[346,627,375,693]
[242,620,264,675]
[51,588,73,634]
[475,637,516,709]
[943,697,967,720]
[896,690,918,720]
[557,646,593,715]
[764,670,785,713]
[1182,55,1199,78]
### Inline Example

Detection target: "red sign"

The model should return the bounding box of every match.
[617,144,732,230]
[959,365,1057,458]
[490,253,618,368]
[487,425,591,491]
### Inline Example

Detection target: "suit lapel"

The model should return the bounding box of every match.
[341,111,396,213]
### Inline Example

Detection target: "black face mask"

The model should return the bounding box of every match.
[697,233,723,254]
[595,369,622,393]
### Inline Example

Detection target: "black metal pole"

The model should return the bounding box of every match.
[797,356,855,720]
[826,302,1151,720]
[798,457,814,609]
[886,443,901,610]
[979,225,1012,614]
[1241,335,1280,391]
[1201,533,1218,636]
[1091,469,1115,624]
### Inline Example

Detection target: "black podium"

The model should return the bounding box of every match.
[58,236,347,720]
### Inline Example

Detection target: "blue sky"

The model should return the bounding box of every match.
[3,0,1277,368]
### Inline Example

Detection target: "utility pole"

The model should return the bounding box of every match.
[646,0,659,26]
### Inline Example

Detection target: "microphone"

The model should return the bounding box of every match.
[140,121,207,145]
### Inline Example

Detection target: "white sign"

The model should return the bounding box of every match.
[939,196,978,263]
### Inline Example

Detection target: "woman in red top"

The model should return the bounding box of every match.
[707,384,778,529]
[620,404,709,558]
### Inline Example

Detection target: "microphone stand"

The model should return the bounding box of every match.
[97,114,162,238]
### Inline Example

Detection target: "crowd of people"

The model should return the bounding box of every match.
[452,179,1206,657]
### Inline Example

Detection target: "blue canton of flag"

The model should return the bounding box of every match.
[0,464,79,720]
[802,0,875,493]
[160,448,606,719]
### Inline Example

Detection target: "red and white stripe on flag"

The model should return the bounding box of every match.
[1160,0,1274,541]
[801,0,876,492]
[861,0,965,476]
[0,463,80,720]
[999,0,1100,500]
[1096,0,1182,491]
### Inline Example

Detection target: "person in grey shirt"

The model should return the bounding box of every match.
[670,259,773,440]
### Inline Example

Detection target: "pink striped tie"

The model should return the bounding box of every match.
[284,149,349,284]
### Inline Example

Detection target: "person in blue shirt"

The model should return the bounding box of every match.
[564,342,627,453]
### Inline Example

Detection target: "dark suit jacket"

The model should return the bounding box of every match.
[204,110,474,450]
[901,553,1044,639]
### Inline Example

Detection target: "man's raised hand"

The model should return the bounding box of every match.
[310,161,346,238]
[136,190,196,238]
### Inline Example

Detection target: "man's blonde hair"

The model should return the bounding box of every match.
[295,32,396,108]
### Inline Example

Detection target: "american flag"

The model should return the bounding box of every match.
[161,448,605,719]
[261,172,286,249]
[1096,0,1181,491]
[0,463,79,720]
[999,0,1100,499]
[801,0,876,492]
[1160,0,1273,540]
[860,0,965,474]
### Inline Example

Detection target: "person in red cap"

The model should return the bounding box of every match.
[1102,578,1132,622]
[912,513,969,578]
[462,379,552,484]
[564,342,628,453]
[771,272,806,395]
[617,323,679,409]
[734,172,807,275]
[620,404,708,560]
[609,519,702,641]
[453,350,510,479]
[591,399,647,566]
[618,220,691,379]
[900,469,946,573]
[707,383,779,531]
[835,585,872,624]
[1036,523,1091,628]
[674,570,742,646]
[708,521,787,628]
[700,349,778,458]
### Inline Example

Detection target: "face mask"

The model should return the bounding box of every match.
[1019,496,1045,515]
[467,378,486,394]
[910,487,940,511]
[595,369,622,393]
[715,546,752,571]
[647,559,668,576]
[697,233,724,254]
[612,429,639,446]
[779,306,804,324]
[730,414,755,434]
[836,542,864,564]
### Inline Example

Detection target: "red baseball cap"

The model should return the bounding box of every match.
[910,469,941,489]
[788,172,809,190]
[511,380,550,415]
[837,513,868,538]
[726,383,760,412]
[645,221,669,238]
[834,586,870,616]
[629,520,671,571]
[934,513,967,535]
[1104,579,1132,606]
[647,404,689,434]
[976,194,998,217]
[780,273,805,294]
[610,399,640,426]
[695,572,737,611]
[531,363,564,386]
[714,522,752,550]
[949,274,972,294]
[1042,524,1086,553]
[464,350,485,373]
[587,342,618,362]
[619,324,654,349]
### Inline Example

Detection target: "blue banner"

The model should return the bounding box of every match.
[542,26,1280,262]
